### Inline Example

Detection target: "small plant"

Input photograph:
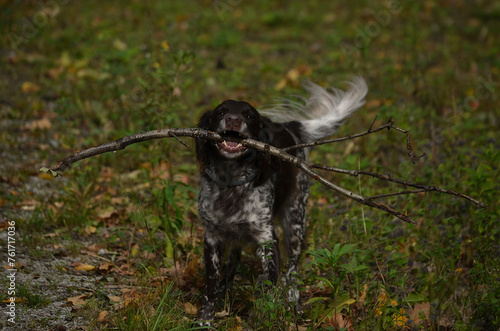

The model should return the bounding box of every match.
[112,280,198,331]
[306,243,369,329]
[307,243,368,295]
[58,168,98,227]
[248,279,296,330]
[156,181,188,260]
[17,282,51,308]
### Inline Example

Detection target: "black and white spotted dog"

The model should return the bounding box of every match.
[195,77,367,326]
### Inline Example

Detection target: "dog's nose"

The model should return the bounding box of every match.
[225,115,242,131]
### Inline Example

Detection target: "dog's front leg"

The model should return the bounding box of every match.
[197,234,223,327]
[256,232,280,284]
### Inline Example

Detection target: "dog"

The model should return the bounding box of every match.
[195,77,367,326]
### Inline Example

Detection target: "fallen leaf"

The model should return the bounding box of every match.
[59,51,71,67]
[84,225,97,235]
[161,40,170,51]
[97,206,116,220]
[87,244,101,253]
[142,250,156,260]
[109,296,121,303]
[409,302,430,326]
[184,302,198,316]
[24,118,52,131]
[130,244,139,258]
[365,99,382,109]
[21,81,40,93]
[46,67,64,80]
[74,263,95,271]
[358,283,369,306]
[43,232,58,238]
[325,313,353,330]
[113,39,127,51]
[111,196,128,205]
[172,86,182,96]
[275,78,287,90]
[97,262,111,274]
[0,221,11,230]
[67,294,88,307]
[1,297,24,303]
[76,68,111,80]
[173,173,190,184]
[38,172,55,180]
[275,65,312,90]
[97,310,108,323]
[215,310,229,318]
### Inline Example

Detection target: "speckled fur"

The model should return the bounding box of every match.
[194,79,367,327]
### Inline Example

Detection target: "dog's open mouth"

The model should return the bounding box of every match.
[217,131,247,154]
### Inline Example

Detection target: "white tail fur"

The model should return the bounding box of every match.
[261,76,367,142]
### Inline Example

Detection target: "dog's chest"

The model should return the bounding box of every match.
[198,177,275,241]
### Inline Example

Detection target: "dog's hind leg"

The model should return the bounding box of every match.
[281,171,310,313]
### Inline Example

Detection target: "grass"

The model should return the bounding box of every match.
[1,0,499,330]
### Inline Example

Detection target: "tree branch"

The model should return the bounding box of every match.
[40,122,486,225]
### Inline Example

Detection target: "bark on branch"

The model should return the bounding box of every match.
[40,122,486,225]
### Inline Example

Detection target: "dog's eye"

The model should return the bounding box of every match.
[247,114,255,120]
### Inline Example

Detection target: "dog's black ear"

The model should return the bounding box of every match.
[196,110,213,168]
[258,116,277,145]
[197,110,213,130]
[254,116,281,184]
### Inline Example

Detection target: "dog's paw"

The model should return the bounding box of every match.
[193,320,214,330]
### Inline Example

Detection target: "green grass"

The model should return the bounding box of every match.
[1,0,499,330]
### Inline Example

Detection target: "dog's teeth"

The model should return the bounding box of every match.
[236,143,242,148]
[222,140,228,146]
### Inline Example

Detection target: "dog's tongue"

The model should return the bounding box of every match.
[219,140,246,153]
[225,141,239,148]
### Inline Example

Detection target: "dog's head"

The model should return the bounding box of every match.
[197,100,265,159]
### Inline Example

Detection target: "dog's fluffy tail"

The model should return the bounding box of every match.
[261,76,367,142]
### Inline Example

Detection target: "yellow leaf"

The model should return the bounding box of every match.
[74,263,95,271]
[21,81,40,93]
[113,39,127,51]
[161,40,170,51]
[130,244,139,258]
[2,297,24,303]
[38,172,55,180]
[275,78,287,90]
[60,51,71,67]
[84,225,97,234]
[286,68,300,82]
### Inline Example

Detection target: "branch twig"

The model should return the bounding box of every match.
[282,118,395,152]
[309,164,486,208]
